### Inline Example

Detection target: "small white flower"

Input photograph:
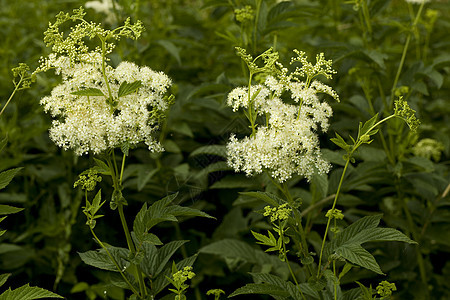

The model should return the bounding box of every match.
[40,52,172,155]
[226,75,334,182]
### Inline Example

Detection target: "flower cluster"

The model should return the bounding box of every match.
[376,281,397,297]
[263,203,292,223]
[226,50,338,182]
[413,138,444,161]
[38,8,172,156]
[394,97,420,132]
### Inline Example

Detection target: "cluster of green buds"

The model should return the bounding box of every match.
[376,280,397,298]
[167,266,196,300]
[394,97,421,132]
[263,203,292,223]
[234,5,254,24]
[74,169,102,191]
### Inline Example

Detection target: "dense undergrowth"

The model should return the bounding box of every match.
[0,0,449,299]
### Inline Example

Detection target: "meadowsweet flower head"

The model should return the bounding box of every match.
[74,169,102,191]
[227,50,337,182]
[234,5,254,24]
[394,97,420,132]
[376,281,397,297]
[263,204,292,222]
[413,138,444,161]
[38,9,171,156]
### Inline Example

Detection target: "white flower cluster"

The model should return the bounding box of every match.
[40,53,172,155]
[227,75,337,182]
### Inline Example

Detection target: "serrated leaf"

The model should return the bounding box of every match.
[252,230,277,248]
[93,158,111,175]
[133,203,148,243]
[199,239,286,271]
[79,247,129,272]
[154,240,189,277]
[118,80,142,98]
[0,274,11,288]
[240,191,283,207]
[165,205,214,220]
[336,244,383,274]
[0,205,23,215]
[351,227,417,245]
[190,145,227,158]
[250,272,319,299]
[229,283,290,298]
[0,168,23,190]
[71,88,105,97]
[359,113,379,138]
[0,284,63,299]
[331,133,350,151]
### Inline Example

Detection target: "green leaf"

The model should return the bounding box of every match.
[93,158,111,175]
[251,230,277,249]
[351,227,417,245]
[199,239,286,272]
[250,272,319,299]
[154,240,189,277]
[359,113,378,138]
[240,191,283,207]
[190,145,227,158]
[0,284,63,299]
[133,203,148,243]
[336,243,384,275]
[330,133,350,151]
[0,205,23,215]
[0,168,23,190]
[118,80,142,98]
[79,247,129,272]
[229,283,290,298]
[156,40,181,65]
[0,274,11,288]
[71,88,105,97]
[165,205,214,220]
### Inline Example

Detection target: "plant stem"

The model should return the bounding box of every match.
[0,77,22,118]
[317,158,350,278]
[90,227,140,295]
[253,0,262,53]
[390,1,425,108]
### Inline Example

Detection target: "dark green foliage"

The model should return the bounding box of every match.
[0,0,449,299]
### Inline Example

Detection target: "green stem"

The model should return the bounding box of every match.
[118,203,147,297]
[282,236,306,300]
[317,158,350,278]
[253,0,262,53]
[333,260,337,300]
[267,176,312,275]
[0,77,22,118]
[399,196,427,285]
[90,226,140,295]
[390,1,425,108]
[119,153,126,185]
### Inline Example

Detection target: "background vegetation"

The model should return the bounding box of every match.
[0,0,449,299]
